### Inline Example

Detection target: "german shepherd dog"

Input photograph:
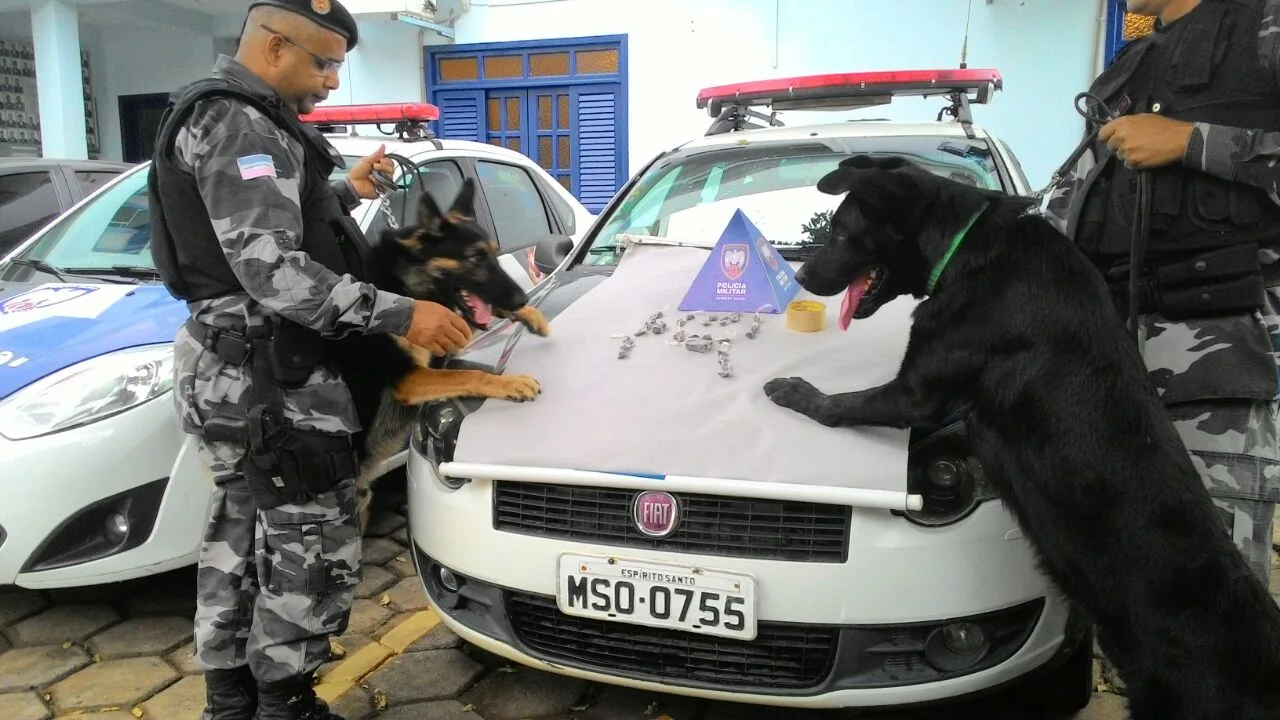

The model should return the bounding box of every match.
[329,177,550,530]
[763,154,1280,720]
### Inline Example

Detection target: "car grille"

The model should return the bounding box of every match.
[506,592,838,689]
[492,482,851,563]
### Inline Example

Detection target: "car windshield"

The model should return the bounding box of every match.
[1,155,368,284]
[1,166,156,281]
[585,134,1003,265]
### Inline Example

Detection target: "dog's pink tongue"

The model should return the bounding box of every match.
[466,294,494,326]
[839,272,875,331]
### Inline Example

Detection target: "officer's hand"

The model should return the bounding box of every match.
[405,300,472,356]
[347,144,395,200]
[1099,114,1195,170]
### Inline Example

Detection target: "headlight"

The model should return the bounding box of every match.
[416,395,488,490]
[901,420,998,527]
[0,344,175,441]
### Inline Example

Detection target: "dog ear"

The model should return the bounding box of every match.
[817,154,918,195]
[816,166,860,195]
[836,154,914,172]
[449,178,478,220]
[415,188,446,237]
[818,166,930,212]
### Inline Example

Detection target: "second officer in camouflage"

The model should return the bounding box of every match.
[1044,0,1280,588]
[147,1,473,718]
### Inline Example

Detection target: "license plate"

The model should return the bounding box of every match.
[555,553,757,641]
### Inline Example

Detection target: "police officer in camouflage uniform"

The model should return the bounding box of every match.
[146,1,473,718]
[1045,0,1280,589]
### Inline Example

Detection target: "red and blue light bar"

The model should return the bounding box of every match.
[299,102,441,125]
[696,68,1003,115]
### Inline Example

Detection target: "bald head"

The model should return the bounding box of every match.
[235,4,347,114]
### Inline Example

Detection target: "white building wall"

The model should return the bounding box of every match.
[325,18,447,106]
[85,24,214,161]
[7,0,1111,185]
[449,0,1107,189]
[86,15,431,161]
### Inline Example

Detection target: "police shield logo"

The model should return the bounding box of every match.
[312,0,331,14]
[0,285,97,314]
[721,244,749,280]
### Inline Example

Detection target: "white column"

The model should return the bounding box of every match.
[30,0,87,159]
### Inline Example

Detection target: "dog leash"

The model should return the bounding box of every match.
[369,153,422,232]
[1033,92,1117,206]
[1034,92,1149,349]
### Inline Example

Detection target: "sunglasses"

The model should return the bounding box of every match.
[259,24,344,75]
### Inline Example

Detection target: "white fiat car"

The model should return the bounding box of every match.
[0,102,592,589]
[405,70,1093,714]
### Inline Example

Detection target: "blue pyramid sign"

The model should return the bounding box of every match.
[678,209,800,314]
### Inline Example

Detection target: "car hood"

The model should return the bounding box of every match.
[442,248,916,495]
[0,281,187,400]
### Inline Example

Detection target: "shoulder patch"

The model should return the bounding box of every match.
[237,153,277,180]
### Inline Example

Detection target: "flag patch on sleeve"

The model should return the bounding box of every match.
[237,154,277,180]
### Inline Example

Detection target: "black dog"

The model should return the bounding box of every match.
[763,154,1280,720]
[329,177,549,530]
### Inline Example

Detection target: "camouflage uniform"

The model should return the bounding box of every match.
[169,55,414,684]
[1044,3,1280,586]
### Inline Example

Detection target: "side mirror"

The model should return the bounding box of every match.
[533,233,574,274]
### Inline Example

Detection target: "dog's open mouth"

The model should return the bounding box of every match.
[460,290,494,329]
[838,267,886,330]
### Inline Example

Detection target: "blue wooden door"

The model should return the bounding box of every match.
[426,36,629,213]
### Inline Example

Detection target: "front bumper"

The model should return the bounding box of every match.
[405,451,1080,709]
[0,393,211,588]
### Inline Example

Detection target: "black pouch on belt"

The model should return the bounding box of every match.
[1150,243,1264,318]
[268,318,325,388]
[240,405,359,511]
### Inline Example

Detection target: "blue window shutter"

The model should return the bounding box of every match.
[433,89,485,142]
[573,85,621,213]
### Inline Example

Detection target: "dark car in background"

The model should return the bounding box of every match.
[0,157,133,257]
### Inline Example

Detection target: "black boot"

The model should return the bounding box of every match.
[254,672,344,720]
[200,666,258,720]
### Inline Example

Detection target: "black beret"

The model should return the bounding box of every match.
[248,0,359,52]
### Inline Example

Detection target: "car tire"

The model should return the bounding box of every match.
[1013,624,1095,716]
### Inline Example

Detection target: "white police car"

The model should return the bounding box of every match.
[0,102,593,589]
[405,70,1094,714]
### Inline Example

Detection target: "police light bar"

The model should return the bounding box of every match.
[696,68,1003,115]
[299,102,441,125]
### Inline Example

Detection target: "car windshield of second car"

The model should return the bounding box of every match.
[584,135,1003,266]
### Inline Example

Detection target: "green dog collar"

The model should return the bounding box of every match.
[926,206,987,294]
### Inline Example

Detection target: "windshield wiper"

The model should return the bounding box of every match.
[108,265,163,280]
[8,258,69,281]
[7,258,137,285]
[60,265,161,282]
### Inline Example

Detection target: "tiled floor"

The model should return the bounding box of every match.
[1,502,1276,719]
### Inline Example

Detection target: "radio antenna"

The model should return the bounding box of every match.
[960,0,974,69]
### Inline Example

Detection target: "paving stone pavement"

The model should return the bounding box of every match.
[0,486,1276,720]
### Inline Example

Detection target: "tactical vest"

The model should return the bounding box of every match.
[1074,0,1280,260]
[147,76,372,304]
